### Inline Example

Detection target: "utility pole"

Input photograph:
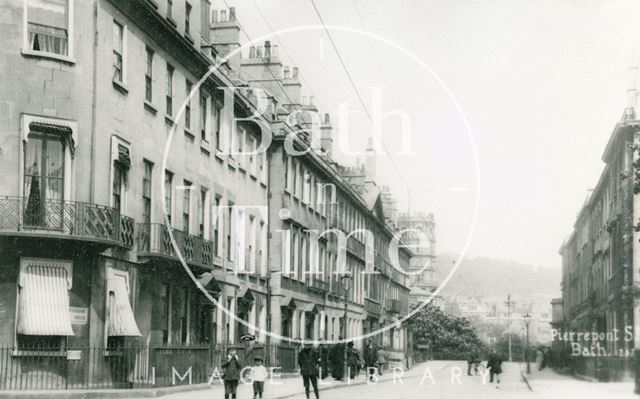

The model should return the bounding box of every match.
[506,294,513,362]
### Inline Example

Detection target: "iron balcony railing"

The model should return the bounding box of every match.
[136,223,214,269]
[0,196,134,248]
[308,277,328,292]
[365,297,381,316]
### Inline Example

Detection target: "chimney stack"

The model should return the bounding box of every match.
[320,113,333,157]
[210,8,241,71]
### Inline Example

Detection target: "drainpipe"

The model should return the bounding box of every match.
[89,0,99,203]
[265,140,272,367]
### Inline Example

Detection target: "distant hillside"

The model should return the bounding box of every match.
[432,254,561,302]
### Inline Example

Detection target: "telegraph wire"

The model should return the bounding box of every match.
[220,0,296,106]
[251,0,322,109]
[308,0,413,214]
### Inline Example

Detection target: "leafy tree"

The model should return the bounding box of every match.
[408,305,485,358]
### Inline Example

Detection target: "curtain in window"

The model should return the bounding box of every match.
[24,134,64,229]
[28,23,68,55]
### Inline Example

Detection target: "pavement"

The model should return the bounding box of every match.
[519,363,636,399]
[6,361,638,398]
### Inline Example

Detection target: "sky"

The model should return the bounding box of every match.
[220,0,640,270]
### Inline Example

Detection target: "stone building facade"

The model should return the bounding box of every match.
[0,0,413,389]
[558,102,640,381]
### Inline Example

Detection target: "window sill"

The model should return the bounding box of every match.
[165,115,176,126]
[144,101,158,115]
[215,151,225,163]
[185,32,194,45]
[21,49,76,65]
[260,181,267,188]
[112,80,129,95]
[201,146,210,156]
[145,0,159,9]
[184,128,195,140]
[166,16,178,28]
[250,174,257,181]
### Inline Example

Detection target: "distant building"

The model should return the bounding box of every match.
[396,213,443,309]
[446,296,553,345]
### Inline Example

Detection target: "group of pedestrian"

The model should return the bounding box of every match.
[218,340,390,399]
[466,350,504,389]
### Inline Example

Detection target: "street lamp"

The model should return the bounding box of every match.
[342,274,352,380]
[523,313,532,374]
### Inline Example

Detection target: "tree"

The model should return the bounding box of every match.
[408,304,485,359]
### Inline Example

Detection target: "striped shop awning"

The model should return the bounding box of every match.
[17,265,74,336]
[107,273,141,337]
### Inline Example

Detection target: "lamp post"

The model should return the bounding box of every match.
[523,313,532,374]
[342,274,352,380]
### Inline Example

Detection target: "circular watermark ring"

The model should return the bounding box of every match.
[160,24,480,346]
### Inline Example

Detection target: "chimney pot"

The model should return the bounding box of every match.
[309,96,315,105]
[220,9,227,21]
[249,46,256,58]
[264,41,271,58]
[256,46,263,58]
[324,113,330,123]
[283,66,290,79]
[229,7,236,20]
[302,96,308,105]
[211,9,218,23]
[271,44,278,58]
[292,67,299,78]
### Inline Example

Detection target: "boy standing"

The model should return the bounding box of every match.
[249,357,268,399]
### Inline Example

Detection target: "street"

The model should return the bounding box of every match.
[131,361,526,399]
[124,361,638,399]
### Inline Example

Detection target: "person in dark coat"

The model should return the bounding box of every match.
[221,349,243,399]
[298,343,320,399]
[346,342,359,379]
[467,351,480,376]
[486,350,503,387]
[318,341,330,379]
[330,339,345,380]
[363,340,378,381]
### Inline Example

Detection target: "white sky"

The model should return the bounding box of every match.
[222,0,640,269]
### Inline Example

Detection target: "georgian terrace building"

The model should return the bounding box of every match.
[0,0,274,389]
[0,0,412,390]
[226,30,412,357]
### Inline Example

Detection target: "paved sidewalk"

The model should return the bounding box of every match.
[520,364,635,398]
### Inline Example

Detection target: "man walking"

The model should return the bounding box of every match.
[364,340,378,381]
[221,349,242,399]
[299,342,320,399]
[376,346,387,376]
[486,350,503,388]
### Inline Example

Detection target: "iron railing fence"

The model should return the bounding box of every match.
[0,343,298,391]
